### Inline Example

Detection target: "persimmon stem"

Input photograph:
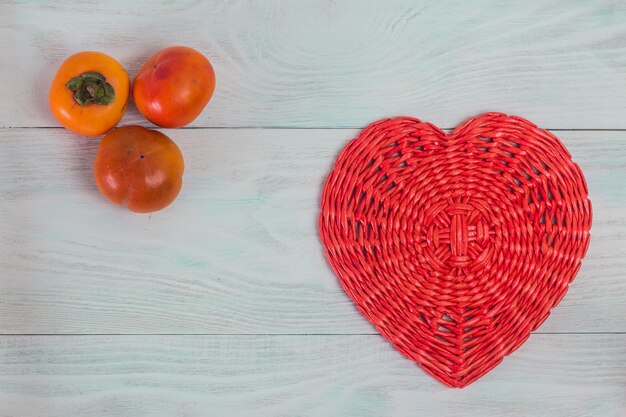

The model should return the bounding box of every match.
[66,72,115,106]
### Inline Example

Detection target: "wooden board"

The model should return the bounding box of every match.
[1,1,625,415]
[1,128,624,334]
[1,334,624,417]
[1,0,626,129]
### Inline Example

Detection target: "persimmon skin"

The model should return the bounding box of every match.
[94,126,184,213]
[49,51,130,136]
[132,46,216,128]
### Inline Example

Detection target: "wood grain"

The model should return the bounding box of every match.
[1,0,626,129]
[1,128,624,334]
[1,1,624,414]
[0,334,624,417]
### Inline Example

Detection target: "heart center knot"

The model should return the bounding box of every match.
[426,202,493,270]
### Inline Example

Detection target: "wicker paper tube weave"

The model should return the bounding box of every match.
[319,113,592,388]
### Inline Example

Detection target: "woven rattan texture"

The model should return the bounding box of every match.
[319,113,592,388]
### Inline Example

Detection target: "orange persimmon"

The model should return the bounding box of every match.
[49,51,130,136]
[94,125,184,213]
[132,46,215,128]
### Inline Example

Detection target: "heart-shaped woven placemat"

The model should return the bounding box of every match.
[319,113,592,388]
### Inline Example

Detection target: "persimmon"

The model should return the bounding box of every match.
[49,51,130,136]
[94,126,184,213]
[133,46,215,128]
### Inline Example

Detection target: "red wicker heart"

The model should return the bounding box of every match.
[319,113,592,388]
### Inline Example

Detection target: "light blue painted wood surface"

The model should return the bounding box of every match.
[1,335,625,417]
[1,128,625,335]
[0,1,625,416]
[1,0,626,129]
